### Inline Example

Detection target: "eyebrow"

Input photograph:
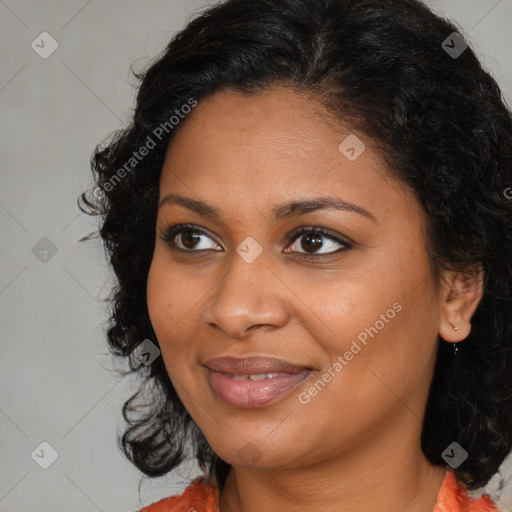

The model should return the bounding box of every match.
[158,193,377,222]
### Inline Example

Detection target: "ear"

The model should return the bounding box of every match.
[438,266,484,343]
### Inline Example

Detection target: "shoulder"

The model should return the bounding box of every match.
[136,476,219,512]
[435,470,499,512]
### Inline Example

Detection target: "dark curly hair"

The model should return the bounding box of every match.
[79,0,512,495]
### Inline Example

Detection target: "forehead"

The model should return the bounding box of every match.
[168,88,334,163]
[163,88,384,186]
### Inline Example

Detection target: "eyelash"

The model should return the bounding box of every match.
[158,223,353,257]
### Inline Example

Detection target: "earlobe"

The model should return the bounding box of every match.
[438,267,484,343]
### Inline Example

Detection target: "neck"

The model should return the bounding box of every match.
[218,424,447,512]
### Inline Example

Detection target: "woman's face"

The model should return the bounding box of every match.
[147,86,443,470]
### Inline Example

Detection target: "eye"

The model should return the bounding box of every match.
[159,223,352,256]
[159,223,222,252]
[284,226,352,256]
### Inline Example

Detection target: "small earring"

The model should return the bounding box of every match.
[450,323,460,355]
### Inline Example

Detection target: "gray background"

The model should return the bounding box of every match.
[1,1,511,511]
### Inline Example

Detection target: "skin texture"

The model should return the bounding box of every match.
[146,86,483,512]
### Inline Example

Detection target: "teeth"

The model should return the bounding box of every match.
[249,373,281,381]
[230,374,248,381]
[229,373,283,381]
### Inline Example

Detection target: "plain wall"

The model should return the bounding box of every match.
[1,1,511,511]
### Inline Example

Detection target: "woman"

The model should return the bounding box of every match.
[79,0,512,510]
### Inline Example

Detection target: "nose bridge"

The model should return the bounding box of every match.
[203,244,289,338]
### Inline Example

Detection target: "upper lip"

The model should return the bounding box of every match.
[204,356,311,375]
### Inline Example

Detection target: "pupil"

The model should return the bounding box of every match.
[302,234,322,252]
[182,230,200,249]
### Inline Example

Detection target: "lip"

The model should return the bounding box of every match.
[204,355,310,375]
[204,356,314,408]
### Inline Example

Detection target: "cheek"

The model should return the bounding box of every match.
[147,255,196,335]
[146,255,215,392]
[147,261,173,337]
[306,257,439,391]
[146,258,192,365]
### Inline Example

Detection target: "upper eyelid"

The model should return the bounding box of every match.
[286,226,355,248]
[158,223,220,247]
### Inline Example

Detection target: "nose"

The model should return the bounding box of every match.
[202,249,290,339]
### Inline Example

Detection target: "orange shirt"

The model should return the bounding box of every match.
[137,469,498,512]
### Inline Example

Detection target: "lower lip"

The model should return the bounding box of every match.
[207,368,312,408]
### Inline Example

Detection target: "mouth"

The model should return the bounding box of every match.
[203,356,314,408]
